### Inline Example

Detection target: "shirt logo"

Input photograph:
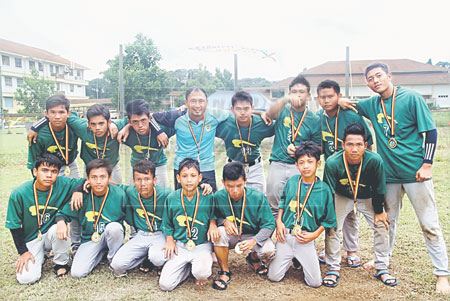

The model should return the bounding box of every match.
[136,209,161,221]
[29,205,58,216]
[231,139,256,148]
[85,211,111,222]
[226,215,250,226]
[176,215,205,227]
[133,145,159,154]
[288,200,312,217]
[85,142,110,151]
[205,125,211,131]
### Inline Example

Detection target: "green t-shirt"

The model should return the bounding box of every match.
[214,187,275,234]
[27,124,79,170]
[270,105,321,164]
[323,150,386,200]
[216,115,274,163]
[162,189,215,245]
[356,86,436,183]
[279,175,337,232]
[122,184,173,232]
[5,177,83,243]
[319,109,374,160]
[57,184,126,243]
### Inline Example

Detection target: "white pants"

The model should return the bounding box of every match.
[16,224,70,285]
[227,158,266,193]
[129,164,169,188]
[266,161,299,217]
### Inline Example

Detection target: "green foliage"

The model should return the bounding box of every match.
[426,58,433,64]
[13,69,55,113]
[86,78,114,100]
[238,77,273,88]
[436,61,450,69]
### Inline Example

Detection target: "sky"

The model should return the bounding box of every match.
[1,0,449,82]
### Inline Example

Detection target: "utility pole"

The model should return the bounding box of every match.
[345,46,350,98]
[234,54,238,91]
[119,44,125,118]
[0,64,3,129]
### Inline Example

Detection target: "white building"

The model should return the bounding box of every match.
[0,38,89,113]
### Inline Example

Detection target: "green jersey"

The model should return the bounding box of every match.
[57,184,126,243]
[270,104,321,164]
[216,115,274,163]
[356,86,436,183]
[214,187,275,235]
[162,189,215,245]
[27,124,79,170]
[319,109,374,160]
[6,177,83,243]
[279,175,337,232]
[122,185,173,232]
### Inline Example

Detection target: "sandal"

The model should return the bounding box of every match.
[374,270,398,287]
[246,253,268,276]
[318,250,326,264]
[323,271,340,288]
[347,255,361,268]
[139,259,153,274]
[54,264,70,279]
[212,270,232,290]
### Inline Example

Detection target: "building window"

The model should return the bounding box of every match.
[5,76,12,86]
[4,97,13,108]
[70,84,74,92]
[17,78,24,86]
[76,69,81,77]
[2,55,10,66]
[15,58,22,68]
[50,65,54,73]
[55,65,59,74]
[29,61,35,70]
[69,69,73,76]
[56,83,60,91]
[38,62,43,71]
[77,85,81,88]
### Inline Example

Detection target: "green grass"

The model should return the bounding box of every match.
[0,117,449,300]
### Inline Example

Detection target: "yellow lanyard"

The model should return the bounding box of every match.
[235,118,252,163]
[91,187,110,232]
[135,127,152,160]
[227,189,247,240]
[290,107,308,143]
[49,123,69,165]
[380,87,397,137]
[33,182,53,229]
[93,133,108,160]
[295,179,315,225]
[325,107,340,152]
[180,188,200,239]
[137,187,157,232]
[343,153,363,201]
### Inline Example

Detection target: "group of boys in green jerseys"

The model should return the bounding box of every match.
[6,61,449,294]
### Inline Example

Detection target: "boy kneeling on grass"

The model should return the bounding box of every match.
[159,158,219,291]
[268,141,337,287]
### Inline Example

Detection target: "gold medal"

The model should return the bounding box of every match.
[244,164,250,174]
[234,242,243,254]
[235,118,253,167]
[353,203,357,215]
[33,182,53,243]
[138,188,157,234]
[90,187,110,243]
[292,224,302,235]
[188,117,206,164]
[388,137,397,149]
[294,179,315,235]
[186,239,196,251]
[37,231,43,241]
[91,231,101,242]
[144,231,154,236]
[380,87,398,150]
[343,152,363,214]
[290,108,308,144]
[64,165,71,176]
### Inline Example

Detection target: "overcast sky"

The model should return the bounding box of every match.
[1,0,449,82]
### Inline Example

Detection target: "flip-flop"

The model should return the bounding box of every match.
[246,253,268,276]
[212,270,232,290]
[318,250,326,264]
[374,270,398,287]
[323,271,340,288]
[347,255,361,268]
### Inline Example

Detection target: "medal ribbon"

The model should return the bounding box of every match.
[90,186,110,232]
[137,187,157,232]
[380,87,397,137]
[180,188,200,239]
[342,153,363,201]
[325,107,340,152]
[290,108,308,143]
[227,189,247,240]
[49,123,69,165]
[295,178,315,226]
[187,118,206,161]
[135,127,152,160]
[93,133,108,160]
[235,118,252,163]
[33,181,54,230]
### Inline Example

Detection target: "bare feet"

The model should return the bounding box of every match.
[436,276,450,295]
[195,279,207,286]
[363,260,375,271]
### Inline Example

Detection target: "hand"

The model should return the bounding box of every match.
[200,183,212,195]
[238,238,257,252]
[287,144,296,158]
[295,231,317,244]
[70,192,84,211]
[416,163,432,182]
[117,124,131,143]
[83,181,90,193]
[374,212,390,230]
[259,112,273,126]
[109,123,118,139]
[27,129,38,146]
[163,238,177,259]
[56,220,69,240]
[207,223,220,243]
[16,251,35,274]
[156,132,169,148]
[223,220,238,236]
[338,98,359,113]
[275,220,287,243]
[287,93,304,108]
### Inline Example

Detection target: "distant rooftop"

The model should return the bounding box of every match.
[208,90,272,111]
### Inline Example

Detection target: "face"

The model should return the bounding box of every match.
[33,164,59,189]
[295,155,320,179]
[289,83,310,109]
[318,88,341,113]
[133,171,156,197]
[185,91,208,120]
[88,115,110,138]
[343,134,366,162]
[88,167,110,194]
[45,105,69,129]
[176,167,202,193]
[129,114,150,135]
[366,67,393,94]
[223,177,246,201]
[231,100,254,124]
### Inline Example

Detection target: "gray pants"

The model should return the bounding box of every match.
[266,161,299,217]
[159,241,213,291]
[325,194,389,271]
[227,158,266,193]
[110,230,166,273]
[268,234,322,288]
[71,222,124,278]
[16,224,70,285]
[59,160,80,178]
[110,164,123,184]
[129,164,169,187]
[386,181,449,276]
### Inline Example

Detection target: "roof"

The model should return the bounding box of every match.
[70,98,111,107]
[0,38,88,69]
[208,90,272,111]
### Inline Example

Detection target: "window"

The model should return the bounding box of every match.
[15,58,22,68]
[4,97,13,108]
[77,85,81,88]
[5,76,12,86]
[2,55,10,66]
[29,61,35,70]
[38,62,43,71]
[50,64,54,73]
[70,84,74,92]
[76,69,81,77]
[55,65,59,74]
[17,78,24,86]
[69,69,73,76]
[56,83,60,90]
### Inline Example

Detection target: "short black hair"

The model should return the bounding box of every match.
[87,104,110,121]
[126,99,150,119]
[295,141,321,162]
[86,159,113,177]
[231,91,253,107]
[317,79,340,95]
[289,75,310,93]
[222,162,246,181]
[185,87,208,100]
[133,160,156,178]
[178,158,200,174]
[343,123,368,142]
[34,154,62,170]
[46,94,70,112]
[365,62,389,78]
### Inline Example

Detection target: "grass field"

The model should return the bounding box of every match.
[0,111,449,300]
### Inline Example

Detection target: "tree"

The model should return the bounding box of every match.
[436,61,450,69]
[14,69,55,113]
[238,77,272,88]
[426,58,433,64]
[86,78,114,99]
